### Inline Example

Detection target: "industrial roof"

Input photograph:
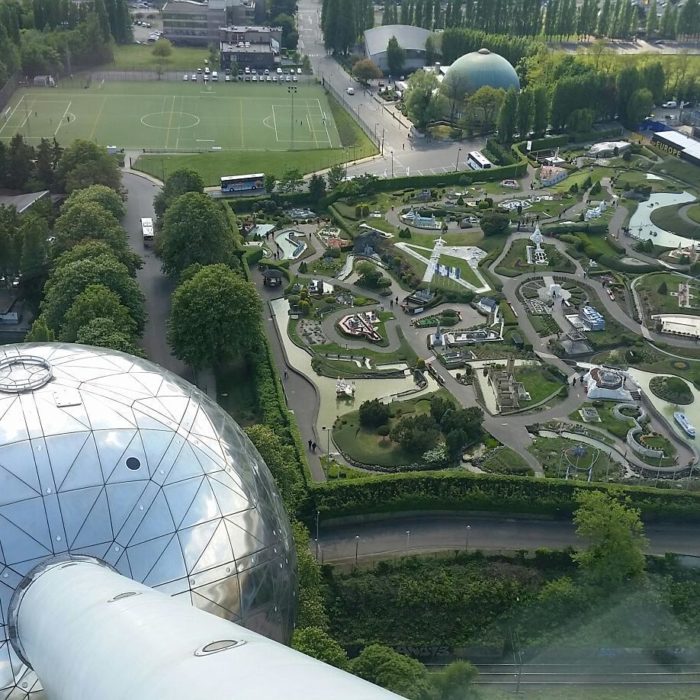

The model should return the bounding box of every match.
[364,24,431,57]
[653,130,700,161]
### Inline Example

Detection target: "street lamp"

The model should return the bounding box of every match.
[374,122,379,142]
[315,509,320,543]
[465,524,471,552]
[455,147,462,172]
[391,150,394,178]
[288,85,298,151]
[322,425,331,454]
[405,529,410,551]
[355,535,360,565]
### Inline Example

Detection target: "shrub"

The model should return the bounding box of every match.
[377,424,391,437]
[359,398,391,428]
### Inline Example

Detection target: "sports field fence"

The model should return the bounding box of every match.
[324,80,379,151]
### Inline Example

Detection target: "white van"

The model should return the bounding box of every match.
[212,71,218,81]
[346,86,355,95]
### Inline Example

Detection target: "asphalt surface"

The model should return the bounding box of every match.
[316,514,700,562]
[122,170,190,380]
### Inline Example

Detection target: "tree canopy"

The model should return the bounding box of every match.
[386,35,405,75]
[352,58,383,84]
[60,283,136,342]
[291,627,349,670]
[55,140,121,193]
[63,184,125,220]
[158,193,236,276]
[154,168,205,218]
[167,264,262,368]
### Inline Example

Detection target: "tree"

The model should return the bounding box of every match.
[63,184,125,220]
[430,661,479,700]
[75,317,143,356]
[356,261,383,287]
[532,85,549,137]
[154,168,205,218]
[167,264,262,368]
[429,394,455,423]
[405,69,442,129]
[445,428,467,462]
[291,627,349,670]
[34,137,55,189]
[326,164,346,190]
[479,211,510,237]
[60,283,136,342]
[386,35,405,75]
[658,280,668,295]
[359,398,390,428]
[640,61,665,105]
[496,87,518,143]
[516,89,534,139]
[151,38,172,59]
[350,644,432,700]
[158,192,235,276]
[25,316,55,342]
[390,414,440,456]
[308,173,327,204]
[646,0,658,36]
[352,58,383,84]
[626,88,654,128]
[55,140,121,193]
[263,173,276,194]
[462,86,505,135]
[53,239,140,278]
[615,65,640,127]
[245,424,304,511]
[573,490,647,590]
[6,133,34,190]
[41,254,145,333]
[19,214,48,279]
[279,168,304,193]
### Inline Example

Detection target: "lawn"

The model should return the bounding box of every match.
[636,272,700,317]
[437,253,483,288]
[651,156,700,188]
[528,435,621,482]
[570,402,634,441]
[514,365,564,404]
[481,447,534,476]
[495,239,575,277]
[1,80,342,153]
[650,203,700,239]
[107,43,209,71]
[332,390,449,468]
[550,166,614,193]
[687,203,700,224]
[529,314,559,337]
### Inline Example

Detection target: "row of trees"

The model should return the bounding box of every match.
[26,173,146,355]
[0,0,132,84]
[321,0,374,54]
[380,0,700,41]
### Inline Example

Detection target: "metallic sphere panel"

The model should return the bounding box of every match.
[0,343,296,698]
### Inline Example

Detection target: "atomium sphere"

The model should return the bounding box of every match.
[0,343,296,697]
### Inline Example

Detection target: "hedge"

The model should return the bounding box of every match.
[597,255,659,273]
[543,222,608,236]
[227,191,312,213]
[307,471,700,522]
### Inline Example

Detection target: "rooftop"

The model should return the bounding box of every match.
[653,130,700,161]
[364,24,431,57]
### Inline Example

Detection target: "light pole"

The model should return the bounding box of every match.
[288,85,297,151]
[391,150,394,178]
[315,509,320,543]
[405,529,410,551]
[455,147,462,172]
[381,127,385,156]
[355,535,360,565]
[465,524,471,552]
[374,122,379,142]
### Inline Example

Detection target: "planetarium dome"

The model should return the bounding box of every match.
[0,343,296,697]
[442,47,520,99]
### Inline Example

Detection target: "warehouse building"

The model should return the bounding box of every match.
[363,24,431,74]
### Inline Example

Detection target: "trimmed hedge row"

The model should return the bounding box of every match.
[308,471,700,522]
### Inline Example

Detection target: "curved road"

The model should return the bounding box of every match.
[315,513,700,561]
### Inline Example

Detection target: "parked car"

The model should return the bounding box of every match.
[225,75,231,82]
[297,67,302,74]
[276,67,283,74]
[183,74,189,81]
[191,73,197,81]
[346,86,355,95]
[662,100,677,108]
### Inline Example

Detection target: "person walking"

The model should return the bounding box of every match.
[283,369,288,380]
[312,442,317,452]
[308,439,312,451]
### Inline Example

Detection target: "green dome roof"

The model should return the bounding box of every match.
[442,48,520,97]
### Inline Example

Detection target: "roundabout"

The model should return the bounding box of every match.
[140,111,201,129]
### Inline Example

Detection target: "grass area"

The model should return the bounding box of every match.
[687,203,700,224]
[550,166,614,193]
[2,81,342,152]
[636,272,700,317]
[570,402,634,441]
[437,253,483,288]
[563,231,624,260]
[514,365,565,404]
[107,43,208,70]
[649,375,694,405]
[613,169,672,194]
[651,156,700,188]
[216,357,262,426]
[332,390,450,467]
[528,435,621,482]
[326,93,377,160]
[480,447,534,476]
[529,314,560,337]
[495,239,575,277]
[650,203,700,239]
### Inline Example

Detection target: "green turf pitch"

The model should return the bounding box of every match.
[0,80,343,152]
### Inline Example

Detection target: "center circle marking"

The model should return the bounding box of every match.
[140,112,200,129]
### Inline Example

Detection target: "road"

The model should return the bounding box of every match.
[296,0,484,178]
[122,170,191,380]
[315,514,700,562]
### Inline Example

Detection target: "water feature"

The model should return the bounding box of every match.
[275,229,307,260]
[270,298,439,442]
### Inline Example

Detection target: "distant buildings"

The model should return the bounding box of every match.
[586,141,631,158]
[162,0,259,46]
[363,24,431,73]
[219,25,282,71]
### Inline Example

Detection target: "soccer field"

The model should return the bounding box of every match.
[0,80,343,152]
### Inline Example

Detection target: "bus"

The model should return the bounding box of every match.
[466,151,493,170]
[220,173,265,194]
[141,217,154,245]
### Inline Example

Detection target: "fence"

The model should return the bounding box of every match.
[0,72,20,113]
[324,80,380,151]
